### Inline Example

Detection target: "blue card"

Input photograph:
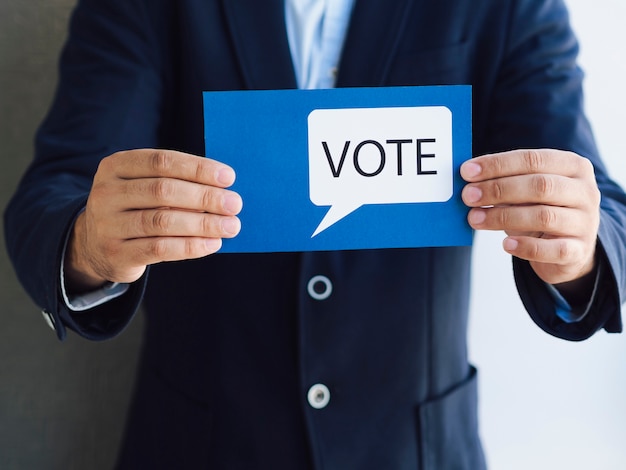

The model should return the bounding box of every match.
[203,85,472,253]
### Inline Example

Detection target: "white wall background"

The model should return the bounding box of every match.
[469,1,626,469]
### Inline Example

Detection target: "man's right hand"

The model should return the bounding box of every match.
[64,149,242,292]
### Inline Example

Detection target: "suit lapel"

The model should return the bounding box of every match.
[220,0,297,89]
[337,0,416,87]
[220,0,416,89]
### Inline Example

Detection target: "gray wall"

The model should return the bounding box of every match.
[0,1,143,469]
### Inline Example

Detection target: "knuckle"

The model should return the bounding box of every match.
[523,150,544,173]
[577,155,595,175]
[532,174,554,198]
[590,185,602,207]
[96,156,112,174]
[184,239,198,258]
[487,209,511,230]
[89,179,108,200]
[151,210,172,232]
[490,155,504,176]
[94,156,121,183]
[537,207,557,230]
[587,182,602,207]
[573,153,598,178]
[151,178,174,202]
[195,159,212,182]
[558,241,571,261]
[201,188,215,209]
[529,242,542,260]
[148,238,168,259]
[491,181,503,200]
[149,150,173,174]
[200,215,215,235]
[582,190,601,214]
[496,208,510,228]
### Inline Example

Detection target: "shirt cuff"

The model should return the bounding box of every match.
[545,257,603,324]
[62,278,130,311]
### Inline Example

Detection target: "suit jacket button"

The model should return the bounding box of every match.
[307,275,332,300]
[307,383,330,409]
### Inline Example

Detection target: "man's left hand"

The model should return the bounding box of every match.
[461,149,600,289]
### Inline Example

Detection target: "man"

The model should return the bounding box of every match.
[5,0,626,468]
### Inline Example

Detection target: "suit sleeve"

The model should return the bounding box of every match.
[3,0,167,341]
[485,0,625,340]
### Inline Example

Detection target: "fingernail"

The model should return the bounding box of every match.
[468,209,486,225]
[464,186,482,204]
[222,217,241,236]
[462,162,482,179]
[503,238,518,251]
[223,193,242,214]
[204,238,222,252]
[217,167,236,186]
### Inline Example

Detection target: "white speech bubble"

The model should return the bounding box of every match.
[308,106,453,237]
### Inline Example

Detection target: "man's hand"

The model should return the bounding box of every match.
[461,149,600,295]
[65,149,242,292]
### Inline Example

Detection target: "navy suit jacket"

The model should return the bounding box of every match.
[5,0,626,468]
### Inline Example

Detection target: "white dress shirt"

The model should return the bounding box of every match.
[285,0,355,89]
